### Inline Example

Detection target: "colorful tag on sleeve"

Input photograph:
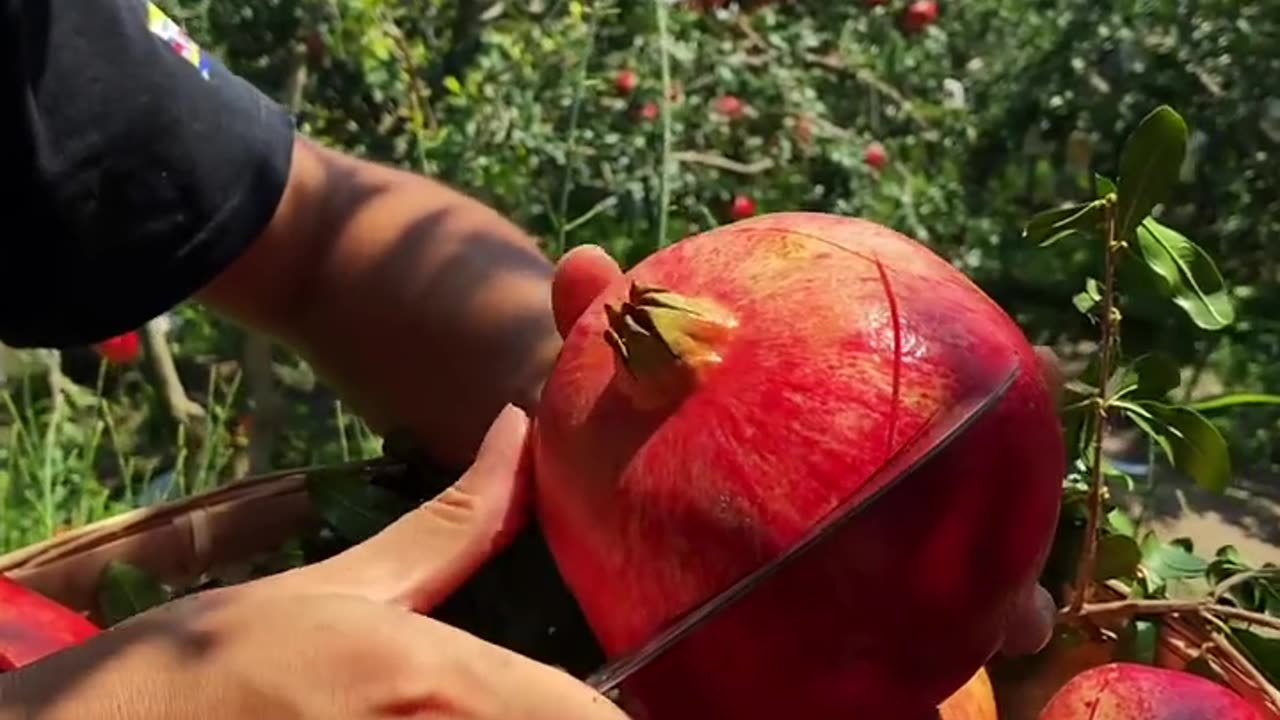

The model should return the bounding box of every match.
[145,2,212,80]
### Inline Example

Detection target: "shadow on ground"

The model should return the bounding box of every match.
[1108,448,1280,564]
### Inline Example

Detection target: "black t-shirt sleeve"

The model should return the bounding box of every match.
[0,0,296,348]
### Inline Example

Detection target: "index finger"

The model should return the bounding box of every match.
[246,404,532,611]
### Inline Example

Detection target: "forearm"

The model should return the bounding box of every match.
[200,138,561,469]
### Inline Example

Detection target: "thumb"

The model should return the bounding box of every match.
[552,244,623,339]
[997,583,1057,656]
[259,404,533,611]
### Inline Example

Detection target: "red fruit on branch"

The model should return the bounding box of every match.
[729,194,756,219]
[1039,663,1266,719]
[714,94,745,119]
[903,0,939,33]
[93,330,141,364]
[303,30,326,63]
[616,68,639,95]
[0,575,100,671]
[865,141,889,170]
[534,212,1064,718]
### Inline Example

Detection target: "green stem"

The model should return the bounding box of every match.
[555,12,599,257]
[654,0,674,249]
[1070,200,1121,615]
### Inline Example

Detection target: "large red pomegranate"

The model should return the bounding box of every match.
[533,213,1063,718]
[1039,662,1266,719]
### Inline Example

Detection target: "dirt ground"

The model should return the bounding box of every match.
[1057,345,1280,566]
[1114,468,1280,565]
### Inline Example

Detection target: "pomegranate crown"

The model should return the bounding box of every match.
[602,283,738,396]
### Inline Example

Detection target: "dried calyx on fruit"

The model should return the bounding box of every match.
[534,213,1064,719]
[602,283,738,408]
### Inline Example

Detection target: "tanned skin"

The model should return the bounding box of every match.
[198,137,564,469]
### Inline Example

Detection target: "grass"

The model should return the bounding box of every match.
[0,306,382,555]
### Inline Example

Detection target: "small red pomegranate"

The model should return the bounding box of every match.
[303,30,326,63]
[714,94,745,119]
[534,213,1063,718]
[0,575,99,671]
[93,330,141,364]
[638,101,659,121]
[1040,663,1266,719]
[866,140,889,170]
[616,68,639,95]
[904,0,939,33]
[729,194,756,220]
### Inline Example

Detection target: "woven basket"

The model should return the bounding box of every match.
[2,462,1277,719]
[0,459,394,612]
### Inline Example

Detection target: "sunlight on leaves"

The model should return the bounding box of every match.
[1117,106,1188,240]
[1132,219,1235,330]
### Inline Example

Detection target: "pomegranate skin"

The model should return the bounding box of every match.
[534,213,1064,718]
[0,575,99,671]
[1039,662,1266,719]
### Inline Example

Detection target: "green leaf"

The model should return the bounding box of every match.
[1216,544,1247,564]
[306,469,415,544]
[1190,393,1280,413]
[1117,618,1160,666]
[1094,533,1143,581]
[1116,106,1188,239]
[1024,201,1104,246]
[1138,402,1232,493]
[1230,629,1280,689]
[1065,378,1100,398]
[1141,534,1210,582]
[1118,401,1175,464]
[1096,173,1118,197]
[97,561,172,627]
[1132,219,1235,330]
[1073,277,1103,316]
[1109,353,1181,400]
[1107,507,1138,537]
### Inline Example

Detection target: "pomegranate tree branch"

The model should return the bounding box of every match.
[1069,597,1280,634]
[240,41,309,474]
[801,52,932,129]
[142,318,205,427]
[1208,629,1280,713]
[654,0,674,248]
[1069,199,1120,614]
[1213,569,1280,602]
[671,151,775,175]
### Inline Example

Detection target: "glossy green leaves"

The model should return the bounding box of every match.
[1023,105,1235,331]
[1116,106,1188,241]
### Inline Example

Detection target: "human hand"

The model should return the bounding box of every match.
[549,244,1061,658]
[0,406,628,720]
